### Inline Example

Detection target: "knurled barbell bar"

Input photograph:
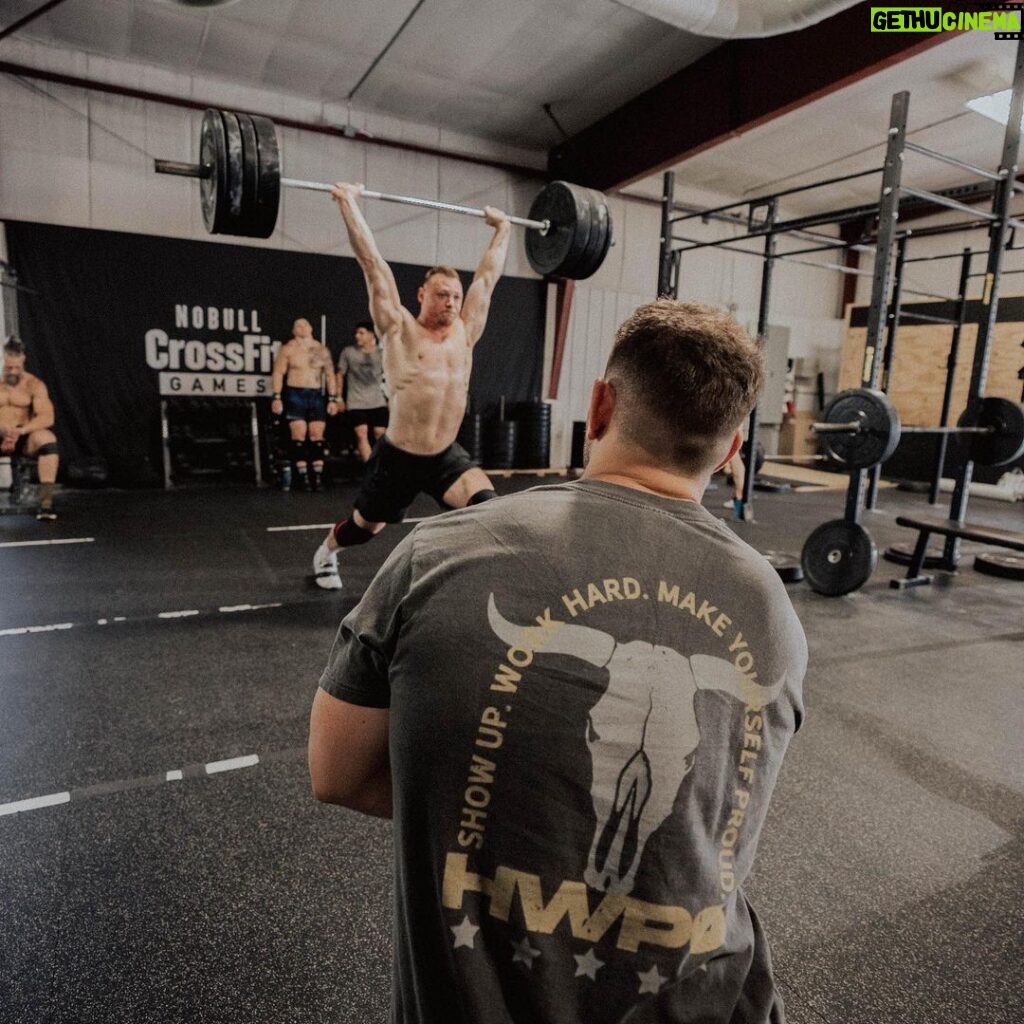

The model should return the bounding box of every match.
[808,388,1024,470]
[154,109,613,281]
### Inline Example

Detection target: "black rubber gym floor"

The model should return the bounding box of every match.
[1,474,1022,1024]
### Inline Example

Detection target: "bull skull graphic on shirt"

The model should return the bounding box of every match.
[487,595,785,896]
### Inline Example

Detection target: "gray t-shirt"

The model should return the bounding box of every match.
[337,345,386,409]
[320,479,807,1024]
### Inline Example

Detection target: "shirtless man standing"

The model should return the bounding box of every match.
[311,182,510,590]
[0,337,59,521]
[270,318,339,491]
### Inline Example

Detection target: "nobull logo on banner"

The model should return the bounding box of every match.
[146,304,281,397]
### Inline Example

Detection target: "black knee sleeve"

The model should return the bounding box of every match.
[332,517,375,547]
[290,439,308,465]
[308,439,326,463]
[36,442,59,457]
[469,489,497,505]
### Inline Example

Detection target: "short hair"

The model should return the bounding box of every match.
[604,300,764,474]
[3,335,24,357]
[354,321,375,335]
[421,265,461,287]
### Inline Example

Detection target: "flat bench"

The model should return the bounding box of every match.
[892,514,1024,589]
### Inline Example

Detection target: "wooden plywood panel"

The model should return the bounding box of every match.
[840,309,1023,427]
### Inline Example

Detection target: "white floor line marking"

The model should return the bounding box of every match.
[0,622,73,636]
[0,537,95,549]
[0,747,307,817]
[266,523,334,532]
[266,516,433,532]
[2,600,300,641]
[0,791,71,816]
[218,602,283,613]
[205,754,260,774]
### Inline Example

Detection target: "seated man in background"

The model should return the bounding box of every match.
[1,336,60,521]
[309,299,807,1024]
[336,321,388,462]
[270,318,339,491]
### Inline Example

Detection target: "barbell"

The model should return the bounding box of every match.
[154,109,613,281]
[809,388,1024,470]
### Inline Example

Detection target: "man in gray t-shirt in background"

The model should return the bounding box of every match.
[336,321,388,463]
[309,299,807,1024]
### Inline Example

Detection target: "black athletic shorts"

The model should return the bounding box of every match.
[283,386,327,423]
[355,435,477,523]
[348,406,388,430]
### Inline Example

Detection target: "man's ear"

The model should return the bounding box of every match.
[712,428,744,473]
[417,286,425,306]
[586,379,616,440]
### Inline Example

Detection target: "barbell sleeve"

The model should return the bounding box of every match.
[155,159,212,179]
[812,421,863,434]
[280,177,550,234]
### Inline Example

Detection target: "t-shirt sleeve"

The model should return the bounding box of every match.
[318,531,415,708]
[336,348,350,373]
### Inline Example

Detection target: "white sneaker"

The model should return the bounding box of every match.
[313,542,342,590]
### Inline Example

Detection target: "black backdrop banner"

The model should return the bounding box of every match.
[6,220,546,486]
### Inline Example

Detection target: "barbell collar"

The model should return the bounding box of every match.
[279,177,551,234]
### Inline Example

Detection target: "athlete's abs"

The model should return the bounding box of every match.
[384,327,471,454]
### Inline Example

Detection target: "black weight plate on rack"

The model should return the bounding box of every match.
[973,552,1024,580]
[236,112,261,238]
[741,440,766,476]
[219,110,245,233]
[957,397,1024,467]
[819,388,900,470]
[883,541,946,569]
[249,113,281,239]
[801,518,877,596]
[199,109,228,234]
[526,181,592,278]
[762,550,804,583]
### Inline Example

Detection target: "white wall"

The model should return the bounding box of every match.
[851,218,1024,309]
[0,38,546,276]
[1,38,854,467]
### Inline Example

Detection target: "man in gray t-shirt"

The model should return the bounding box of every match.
[336,321,388,462]
[310,300,807,1024]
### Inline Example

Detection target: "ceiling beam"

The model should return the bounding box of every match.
[548,6,958,191]
[0,0,72,43]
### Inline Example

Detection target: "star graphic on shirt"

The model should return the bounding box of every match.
[573,948,604,980]
[450,916,479,949]
[637,965,666,995]
[510,936,541,968]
